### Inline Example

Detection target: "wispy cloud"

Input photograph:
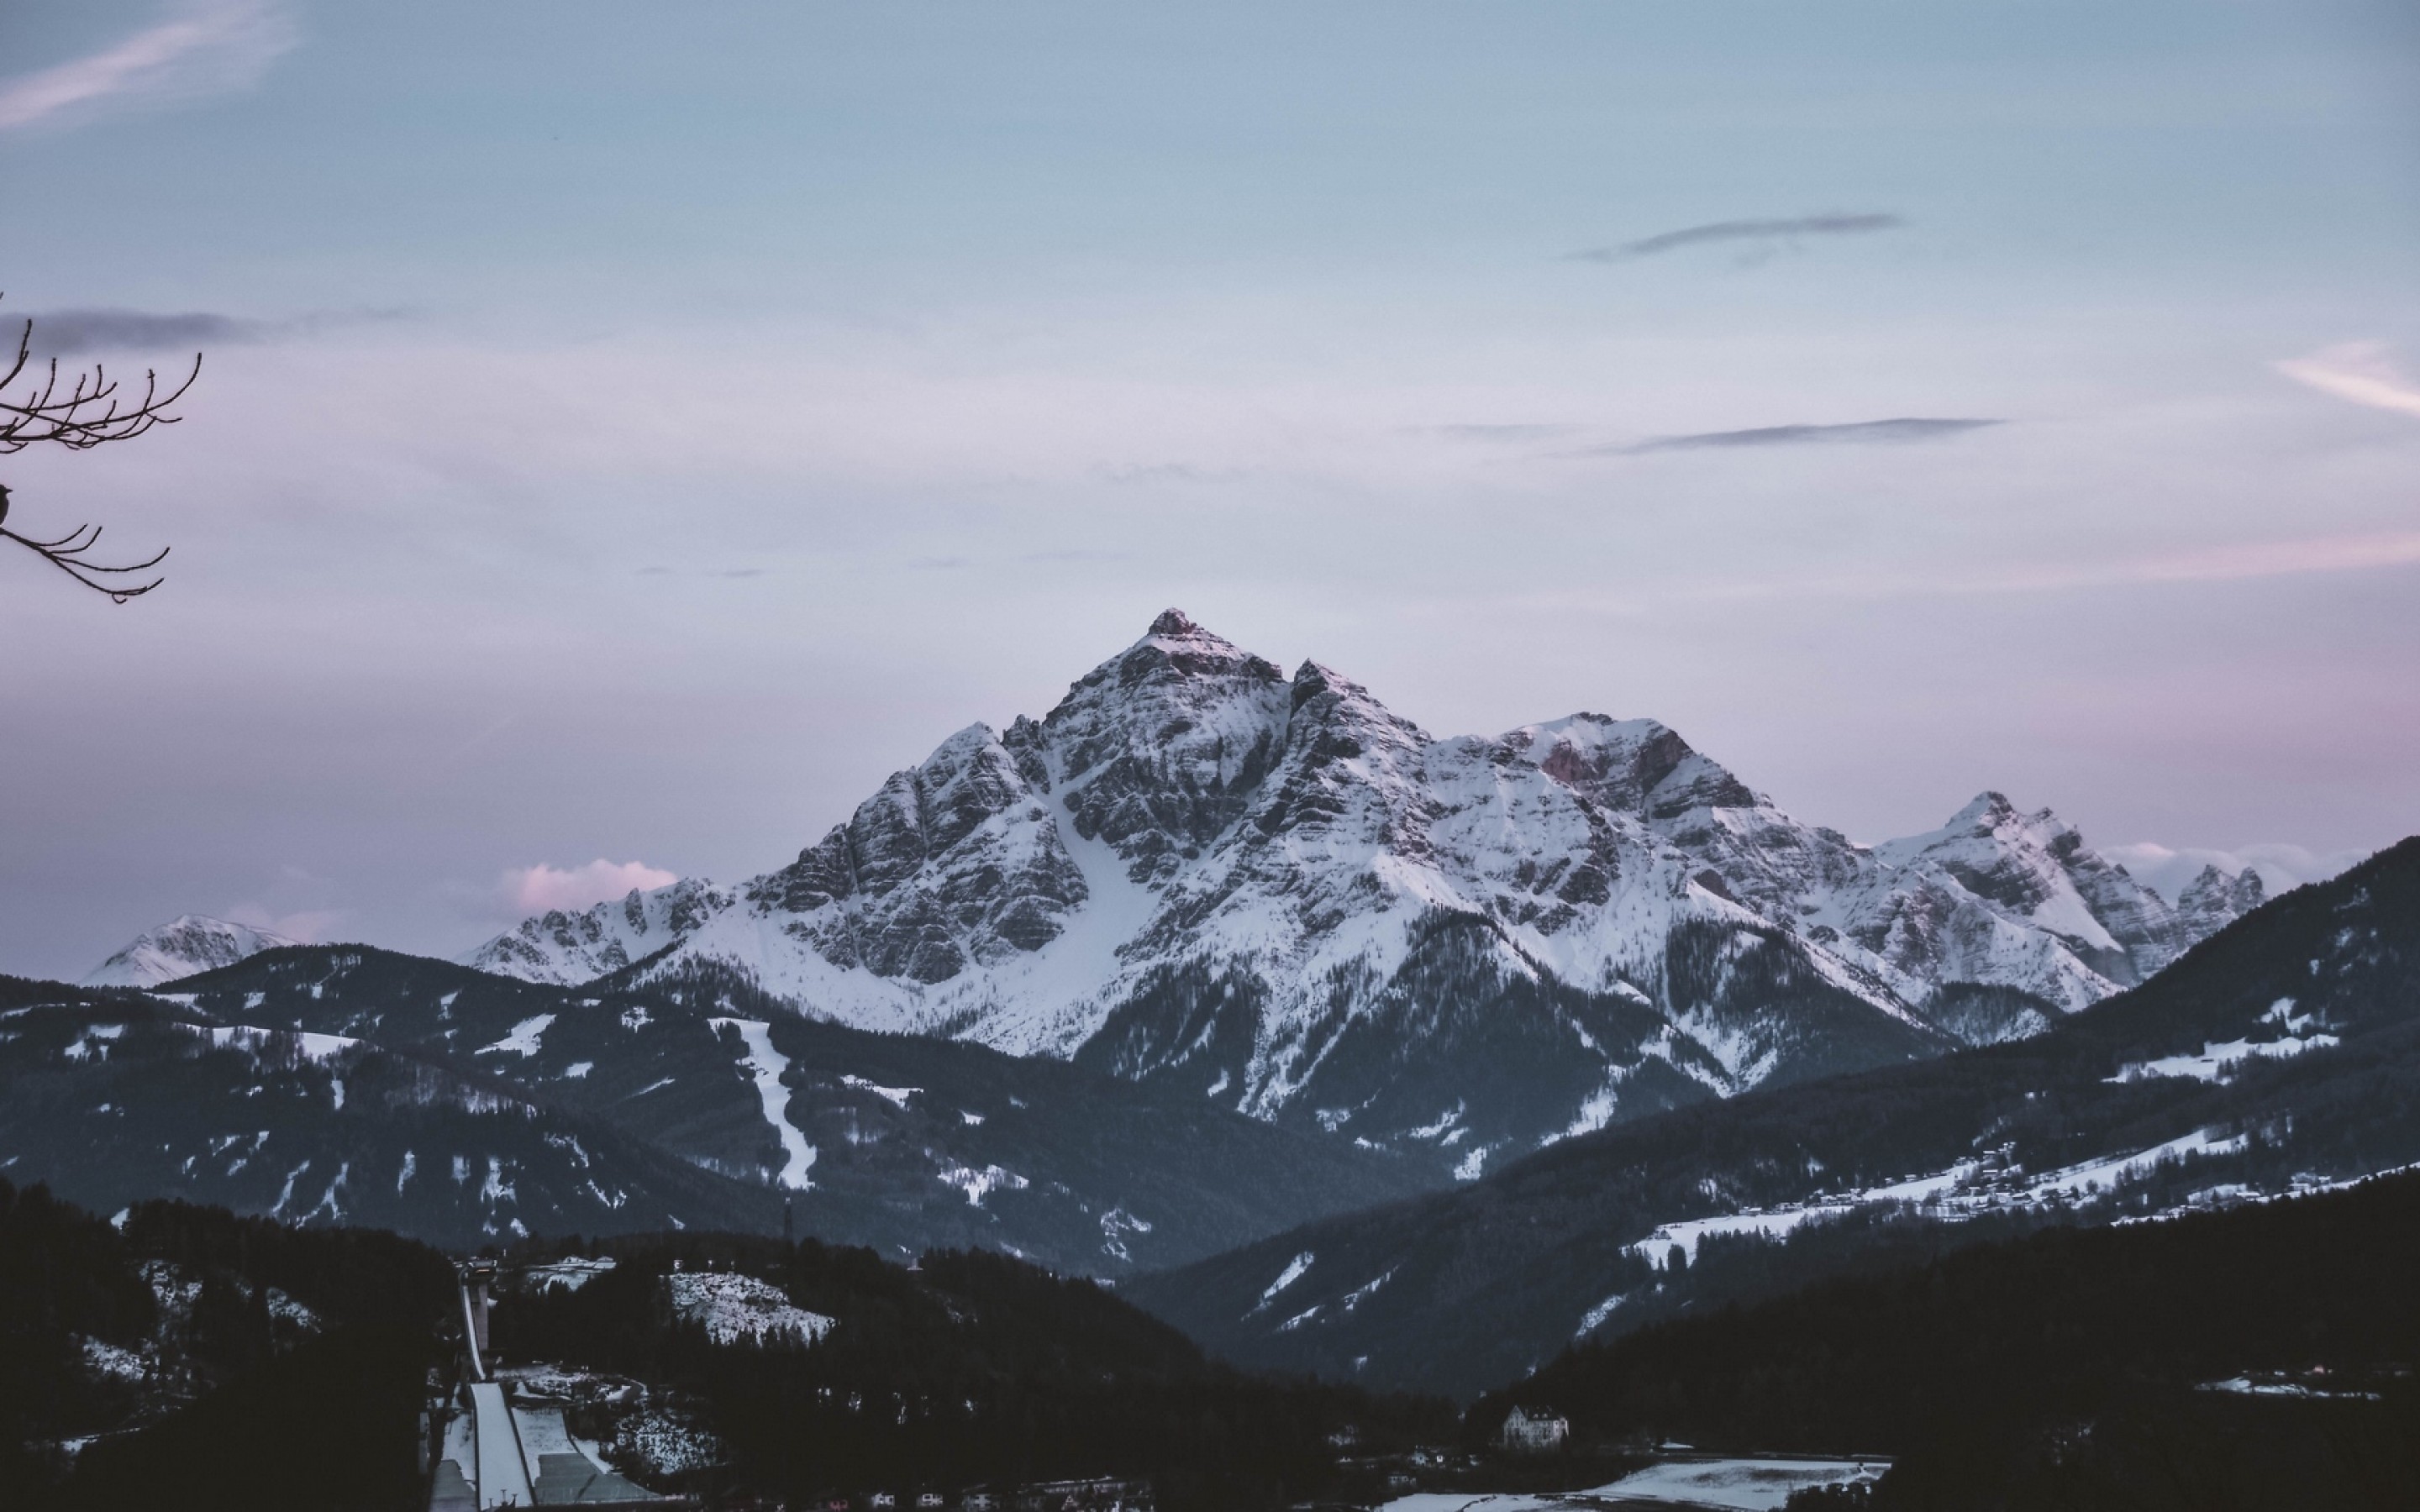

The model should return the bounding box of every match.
[13,305,412,357]
[1603,417,2002,454]
[1572,213,1904,262]
[0,0,298,134]
[1497,529,2420,621]
[502,859,678,916]
[1728,529,2420,603]
[2118,530,2420,586]
[2277,342,2420,420]
[223,903,349,944]
[1021,548,1132,564]
[1414,423,1583,443]
[1099,462,1207,483]
[20,309,266,355]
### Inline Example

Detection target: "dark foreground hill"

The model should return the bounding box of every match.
[1128,836,2420,1397]
[1,1177,454,1511]
[1481,1166,2420,1511]
[0,1179,1450,1511]
[487,1229,1452,1509]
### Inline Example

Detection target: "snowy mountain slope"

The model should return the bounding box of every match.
[1123,835,2418,1399]
[123,945,1436,1273]
[84,915,297,988]
[0,982,775,1248]
[466,612,2258,1175]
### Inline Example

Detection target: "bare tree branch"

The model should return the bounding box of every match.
[0,485,170,601]
[1,293,190,601]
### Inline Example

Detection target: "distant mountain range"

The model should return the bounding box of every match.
[451,610,2265,1179]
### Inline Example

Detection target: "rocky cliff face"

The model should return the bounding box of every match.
[2178,863,2268,946]
[467,878,736,986]
[466,612,2260,1178]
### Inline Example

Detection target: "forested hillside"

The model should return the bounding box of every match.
[1128,837,2420,1397]
[1,1176,454,1510]
[2,947,1433,1268]
[2,1180,1452,1511]
[490,1230,1454,1508]
[1481,1168,2420,1510]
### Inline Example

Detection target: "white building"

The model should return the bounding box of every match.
[1498,1406,1569,1454]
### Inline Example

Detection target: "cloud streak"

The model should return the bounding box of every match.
[20,309,266,355]
[2277,342,2420,420]
[1498,529,2420,622]
[1573,213,1903,262]
[0,0,297,134]
[1607,417,2002,454]
[13,305,414,356]
[1727,529,2420,604]
[1416,423,1583,443]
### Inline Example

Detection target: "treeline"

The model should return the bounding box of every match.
[493,1230,1457,1509]
[1479,1169,2420,1509]
[0,1177,453,1511]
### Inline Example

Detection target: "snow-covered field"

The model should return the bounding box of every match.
[524,1255,620,1292]
[1591,1457,1887,1509]
[666,1269,834,1346]
[2108,998,2338,1084]
[1375,1457,1886,1512]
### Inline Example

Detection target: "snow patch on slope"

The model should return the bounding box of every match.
[711,1018,815,1189]
[667,1270,833,1346]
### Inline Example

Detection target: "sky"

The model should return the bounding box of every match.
[2,0,2416,979]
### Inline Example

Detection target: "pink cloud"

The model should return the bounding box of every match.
[220,902,349,943]
[504,858,680,916]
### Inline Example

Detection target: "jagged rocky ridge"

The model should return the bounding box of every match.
[469,612,2263,1180]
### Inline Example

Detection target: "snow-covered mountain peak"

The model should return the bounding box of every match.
[1506,713,1763,822]
[1945,789,2021,830]
[1039,612,1293,883]
[461,616,2269,1171]
[85,915,297,988]
[1872,793,2191,990]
